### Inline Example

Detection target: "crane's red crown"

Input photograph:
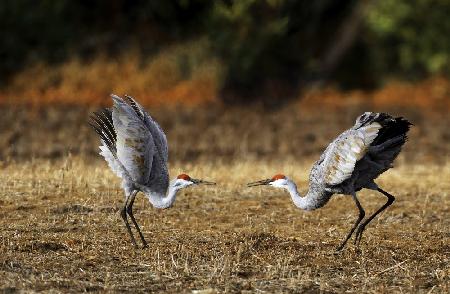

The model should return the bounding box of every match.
[177,174,191,181]
[272,174,286,181]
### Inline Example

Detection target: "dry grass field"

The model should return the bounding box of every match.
[0,105,449,292]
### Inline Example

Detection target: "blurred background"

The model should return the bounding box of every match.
[0,0,449,163]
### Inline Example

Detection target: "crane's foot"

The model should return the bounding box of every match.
[131,241,139,249]
[334,244,362,255]
[141,241,149,249]
[333,249,343,255]
[334,246,345,254]
[353,226,365,247]
[335,241,347,252]
[127,234,139,249]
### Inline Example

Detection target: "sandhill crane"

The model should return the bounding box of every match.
[248,112,412,251]
[89,94,215,248]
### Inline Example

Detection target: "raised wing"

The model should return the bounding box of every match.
[123,95,169,162]
[321,120,382,186]
[111,95,156,185]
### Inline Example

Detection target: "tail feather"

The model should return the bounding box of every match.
[366,113,412,170]
[369,135,406,155]
[372,116,412,146]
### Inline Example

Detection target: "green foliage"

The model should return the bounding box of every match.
[1,0,449,99]
[206,0,358,102]
[208,0,292,83]
[0,0,212,81]
[366,0,450,78]
[1,0,75,76]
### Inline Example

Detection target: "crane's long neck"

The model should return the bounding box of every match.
[139,184,179,209]
[286,181,326,211]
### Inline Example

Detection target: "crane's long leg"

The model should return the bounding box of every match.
[126,191,148,248]
[336,193,365,251]
[354,188,395,246]
[121,194,138,248]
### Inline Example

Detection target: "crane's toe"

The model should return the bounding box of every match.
[333,248,344,255]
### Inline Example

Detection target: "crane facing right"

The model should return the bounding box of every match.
[248,112,412,251]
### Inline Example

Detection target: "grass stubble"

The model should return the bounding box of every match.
[0,105,449,292]
[0,157,448,293]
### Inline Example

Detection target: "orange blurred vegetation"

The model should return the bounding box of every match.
[299,76,450,113]
[1,49,449,112]
[1,43,220,108]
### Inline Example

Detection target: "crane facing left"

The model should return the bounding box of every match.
[89,94,215,248]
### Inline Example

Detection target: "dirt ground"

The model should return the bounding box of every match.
[0,105,449,293]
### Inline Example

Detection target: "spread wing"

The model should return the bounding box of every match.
[123,95,169,162]
[111,95,156,185]
[321,121,382,186]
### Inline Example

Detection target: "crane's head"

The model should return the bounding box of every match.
[173,173,216,190]
[247,174,290,189]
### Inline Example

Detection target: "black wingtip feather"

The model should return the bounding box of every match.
[88,108,117,154]
[89,115,114,151]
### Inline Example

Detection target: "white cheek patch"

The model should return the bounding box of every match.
[177,179,192,187]
[272,179,287,187]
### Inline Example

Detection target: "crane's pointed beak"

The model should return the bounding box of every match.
[247,179,272,187]
[191,178,216,185]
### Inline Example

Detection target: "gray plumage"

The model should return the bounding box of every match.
[89,94,214,248]
[248,112,412,251]
[310,112,411,203]
[90,95,169,197]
